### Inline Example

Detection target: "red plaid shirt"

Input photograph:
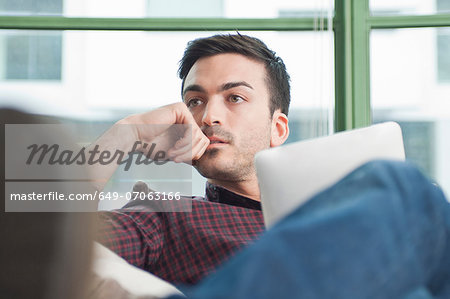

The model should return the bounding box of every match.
[96,182,264,285]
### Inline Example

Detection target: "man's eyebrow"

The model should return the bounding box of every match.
[182,81,254,97]
[183,84,206,97]
[219,81,253,92]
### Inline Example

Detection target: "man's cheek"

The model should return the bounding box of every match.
[188,110,202,126]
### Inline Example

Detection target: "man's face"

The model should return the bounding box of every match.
[183,53,273,181]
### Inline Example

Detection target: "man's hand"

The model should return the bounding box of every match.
[88,103,209,191]
[119,102,210,164]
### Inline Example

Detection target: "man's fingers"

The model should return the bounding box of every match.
[125,102,199,145]
[193,139,210,161]
[168,132,203,157]
[170,134,209,164]
[188,137,209,161]
[173,126,194,149]
[168,120,208,157]
[170,139,207,163]
[124,102,211,164]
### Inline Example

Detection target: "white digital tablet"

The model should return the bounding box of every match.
[255,122,406,228]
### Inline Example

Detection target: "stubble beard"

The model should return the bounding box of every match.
[195,121,272,182]
[194,146,254,182]
[194,135,271,182]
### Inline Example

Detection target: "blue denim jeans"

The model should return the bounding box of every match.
[171,160,450,299]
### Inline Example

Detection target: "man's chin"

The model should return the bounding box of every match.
[201,147,222,159]
[193,150,229,177]
[194,148,220,167]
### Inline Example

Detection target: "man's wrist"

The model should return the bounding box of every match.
[114,117,141,153]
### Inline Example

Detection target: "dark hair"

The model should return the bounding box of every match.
[178,33,291,116]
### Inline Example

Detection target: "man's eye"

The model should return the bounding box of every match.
[229,95,244,103]
[187,99,203,108]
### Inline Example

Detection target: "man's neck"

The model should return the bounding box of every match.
[208,176,261,202]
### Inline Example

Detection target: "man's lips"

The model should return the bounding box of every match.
[208,136,228,144]
[207,136,229,148]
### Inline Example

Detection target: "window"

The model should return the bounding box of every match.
[1,0,449,197]
[437,29,450,83]
[0,0,63,80]
[0,0,62,15]
[371,26,450,195]
[5,32,62,80]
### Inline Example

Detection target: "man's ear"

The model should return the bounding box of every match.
[270,110,289,147]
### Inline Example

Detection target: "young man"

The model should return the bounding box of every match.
[94,34,450,298]
[94,34,290,285]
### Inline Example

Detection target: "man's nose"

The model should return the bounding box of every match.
[202,98,224,126]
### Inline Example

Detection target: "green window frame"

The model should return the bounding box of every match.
[1,0,450,132]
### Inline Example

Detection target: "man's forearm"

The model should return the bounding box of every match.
[86,121,138,192]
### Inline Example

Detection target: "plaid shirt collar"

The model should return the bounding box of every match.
[203,181,261,211]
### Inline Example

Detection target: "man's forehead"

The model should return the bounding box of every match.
[183,53,267,93]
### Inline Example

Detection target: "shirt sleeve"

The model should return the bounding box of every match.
[96,209,164,271]
[96,181,165,270]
